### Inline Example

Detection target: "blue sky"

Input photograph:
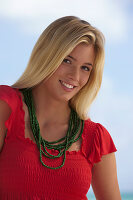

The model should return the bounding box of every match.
[0,0,133,194]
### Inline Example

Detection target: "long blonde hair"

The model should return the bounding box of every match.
[12,16,105,120]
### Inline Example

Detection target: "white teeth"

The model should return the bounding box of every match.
[61,81,74,89]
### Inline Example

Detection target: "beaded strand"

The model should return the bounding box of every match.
[21,88,84,169]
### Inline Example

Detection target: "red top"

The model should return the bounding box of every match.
[0,85,117,200]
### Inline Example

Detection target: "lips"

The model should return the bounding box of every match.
[59,80,77,90]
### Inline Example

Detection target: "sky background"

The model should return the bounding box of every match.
[0,0,133,196]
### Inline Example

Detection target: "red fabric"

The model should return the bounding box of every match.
[0,85,117,200]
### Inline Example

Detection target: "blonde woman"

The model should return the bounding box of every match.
[0,16,121,199]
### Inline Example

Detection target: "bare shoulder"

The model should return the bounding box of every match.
[91,153,121,200]
[0,100,11,152]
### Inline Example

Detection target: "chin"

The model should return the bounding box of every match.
[58,91,78,102]
[61,96,71,102]
[62,94,77,102]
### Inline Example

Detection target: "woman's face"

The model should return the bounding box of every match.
[43,43,95,102]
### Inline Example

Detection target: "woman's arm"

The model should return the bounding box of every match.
[91,152,121,200]
[0,100,11,152]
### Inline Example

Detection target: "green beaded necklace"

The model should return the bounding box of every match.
[21,88,84,169]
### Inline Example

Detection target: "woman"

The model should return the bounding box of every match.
[0,16,121,199]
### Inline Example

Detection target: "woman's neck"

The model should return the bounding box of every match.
[32,85,71,126]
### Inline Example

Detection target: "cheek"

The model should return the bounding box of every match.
[80,74,90,87]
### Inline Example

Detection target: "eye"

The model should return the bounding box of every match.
[82,66,91,71]
[63,58,71,64]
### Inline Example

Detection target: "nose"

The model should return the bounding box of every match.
[67,66,80,82]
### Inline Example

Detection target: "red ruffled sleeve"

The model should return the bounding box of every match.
[85,122,117,165]
[0,85,18,111]
[0,85,19,138]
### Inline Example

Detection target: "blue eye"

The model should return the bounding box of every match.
[63,59,71,64]
[82,66,90,71]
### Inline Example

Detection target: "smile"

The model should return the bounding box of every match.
[59,80,76,89]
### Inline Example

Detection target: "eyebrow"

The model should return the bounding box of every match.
[68,55,93,66]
